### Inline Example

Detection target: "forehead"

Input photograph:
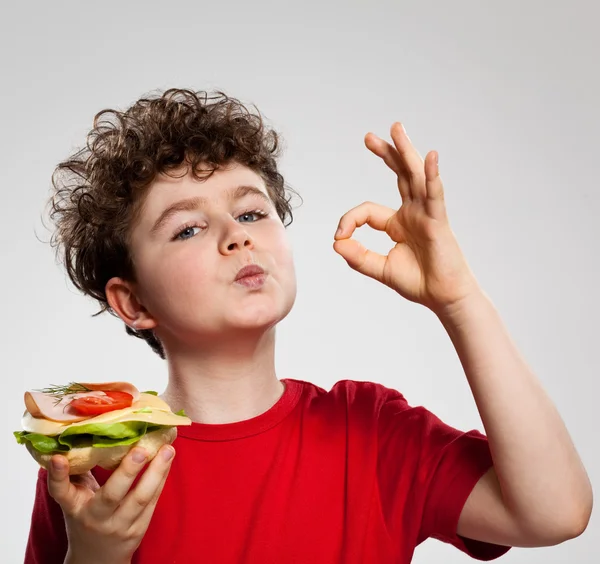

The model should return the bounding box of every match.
[136,162,267,222]
[146,162,268,207]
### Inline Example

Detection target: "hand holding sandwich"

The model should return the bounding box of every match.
[50,445,174,564]
[14,380,192,562]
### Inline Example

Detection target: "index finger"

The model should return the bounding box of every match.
[334,201,396,239]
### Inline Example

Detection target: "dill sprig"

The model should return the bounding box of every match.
[34,382,93,406]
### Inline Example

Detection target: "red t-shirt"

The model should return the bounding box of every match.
[25,378,511,563]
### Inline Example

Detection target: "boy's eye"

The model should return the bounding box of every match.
[237,210,267,223]
[175,226,201,241]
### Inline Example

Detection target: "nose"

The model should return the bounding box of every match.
[219,220,255,254]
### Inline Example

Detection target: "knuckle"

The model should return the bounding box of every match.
[409,169,425,183]
[116,530,134,543]
[132,491,153,508]
[48,491,70,512]
[46,480,61,498]
[120,464,141,480]
[124,523,146,542]
[61,505,78,519]
[101,490,121,506]
[47,488,61,503]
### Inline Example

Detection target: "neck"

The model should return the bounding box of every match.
[160,327,285,424]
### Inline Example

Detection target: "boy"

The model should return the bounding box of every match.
[25,88,592,563]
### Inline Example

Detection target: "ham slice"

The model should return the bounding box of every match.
[24,382,141,423]
[77,382,140,402]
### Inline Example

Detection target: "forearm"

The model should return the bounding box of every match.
[64,543,131,564]
[436,289,592,531]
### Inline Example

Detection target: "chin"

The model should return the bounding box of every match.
[229,308,287,331]
[228,293,295,331]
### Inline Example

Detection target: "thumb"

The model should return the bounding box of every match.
[47,457,99,515]
[333,238,386,282]
[47,455,75,508]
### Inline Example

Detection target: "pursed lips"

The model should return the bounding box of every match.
[234,264,265,281]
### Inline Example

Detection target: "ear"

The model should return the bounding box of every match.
[105,277,157,331]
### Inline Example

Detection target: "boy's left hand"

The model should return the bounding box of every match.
[333,122,481,314]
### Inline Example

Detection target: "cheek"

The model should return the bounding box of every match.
[270,235,296,284]
[139,247,215,310]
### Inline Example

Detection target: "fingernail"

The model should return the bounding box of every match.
[132,449,146,464]
[162,446,175,462]
[335,227,343,237]
[51,457,63,472]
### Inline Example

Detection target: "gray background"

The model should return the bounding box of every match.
[1,0,598,561]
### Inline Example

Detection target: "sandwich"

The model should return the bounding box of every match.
[14,381,192,475]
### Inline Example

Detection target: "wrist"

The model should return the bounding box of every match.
[434,286,489,323]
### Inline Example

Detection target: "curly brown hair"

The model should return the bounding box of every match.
[45,88,299,359]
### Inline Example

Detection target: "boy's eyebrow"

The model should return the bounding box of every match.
[150,184,271,235]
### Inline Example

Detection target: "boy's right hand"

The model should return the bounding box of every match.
[47,445,175,564]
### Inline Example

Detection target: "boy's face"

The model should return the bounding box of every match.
[125,161,297,347]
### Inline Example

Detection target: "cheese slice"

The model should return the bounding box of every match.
[21,393,192,435]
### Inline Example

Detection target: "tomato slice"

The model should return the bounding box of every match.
[69,391,133,415]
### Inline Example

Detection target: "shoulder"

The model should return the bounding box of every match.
[291,378,417,428]
[294,378,407,405]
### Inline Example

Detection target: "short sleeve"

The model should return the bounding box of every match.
[376,386,511,561]
[24,468,68,564]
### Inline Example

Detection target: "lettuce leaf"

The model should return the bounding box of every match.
[14,421,171,454]
[59,421,147,442]
[14,431,69,454]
